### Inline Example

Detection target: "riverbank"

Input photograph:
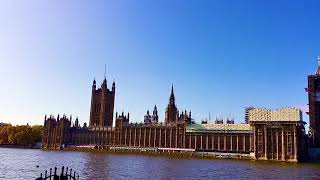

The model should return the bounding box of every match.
[61,147,254,162]
[0,144,39,149]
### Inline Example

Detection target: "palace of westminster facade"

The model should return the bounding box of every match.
[42,61,320,162]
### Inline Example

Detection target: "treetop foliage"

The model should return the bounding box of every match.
[0,124,43,146]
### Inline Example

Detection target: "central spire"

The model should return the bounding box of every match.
[171,84,174,94]
[169,84,175,105]
[104,64,107,79]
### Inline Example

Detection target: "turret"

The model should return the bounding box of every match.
[75,117,79,127]
[115,111,129,128]
[144,110,152,124]
[93,79,96,89]
[153,105,158,114]
[112,81,116,92]
[44,115,47,124]
[152,105,159,124]
[101,77,107,90]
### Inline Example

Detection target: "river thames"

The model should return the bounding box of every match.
[0,148,320,180]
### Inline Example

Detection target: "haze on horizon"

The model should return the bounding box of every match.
[0,0,318,126]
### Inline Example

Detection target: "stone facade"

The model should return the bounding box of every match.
[248,108,307,162]
[89,78,115,127]
[307,60,320,147]
[42,78,308,162]
[42,115,73,149]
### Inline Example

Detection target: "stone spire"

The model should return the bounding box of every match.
[165,85,178,124]
[112,79,116,92]
[169,84,175,105]
[102,64,107,86]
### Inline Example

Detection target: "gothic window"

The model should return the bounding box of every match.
[258,129,263,153]
[287,131,292,154]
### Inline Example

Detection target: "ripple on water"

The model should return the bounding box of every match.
[0,148,320,180]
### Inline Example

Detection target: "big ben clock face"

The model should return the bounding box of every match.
[316,92,320,102]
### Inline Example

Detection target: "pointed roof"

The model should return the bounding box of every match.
[170,84,175,98]
[171,84,174,94]
[102,64,107,85]
[169,84,175,105]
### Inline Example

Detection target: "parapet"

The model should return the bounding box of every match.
[248,107,302,122]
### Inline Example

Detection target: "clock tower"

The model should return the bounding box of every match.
[308,57,320,147]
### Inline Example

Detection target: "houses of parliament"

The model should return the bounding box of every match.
[43,61,320,162]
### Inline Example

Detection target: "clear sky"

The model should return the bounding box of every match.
[0,0,318,126]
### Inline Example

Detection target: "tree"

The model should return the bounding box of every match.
[0,124,43,146]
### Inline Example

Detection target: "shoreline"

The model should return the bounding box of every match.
[0,144,39,149]
[53,148,319,165]
[59,147,271,163]
[4,146,319,165]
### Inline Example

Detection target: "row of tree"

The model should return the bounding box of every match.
[0,124,43,146]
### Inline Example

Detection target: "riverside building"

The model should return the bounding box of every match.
[43,75,309,162]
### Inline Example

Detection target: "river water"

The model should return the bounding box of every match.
[0,148,320,180]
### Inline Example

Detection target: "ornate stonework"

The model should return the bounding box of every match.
[248,108,302,122]
[42,78,308,162]
[89,78,115,127]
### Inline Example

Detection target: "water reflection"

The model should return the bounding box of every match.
[0,148,320,180]
[83,153,110,179]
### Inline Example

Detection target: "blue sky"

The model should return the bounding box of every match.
[0,0,318,126]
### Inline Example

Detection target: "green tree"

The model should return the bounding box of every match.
[0,124,43,146]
